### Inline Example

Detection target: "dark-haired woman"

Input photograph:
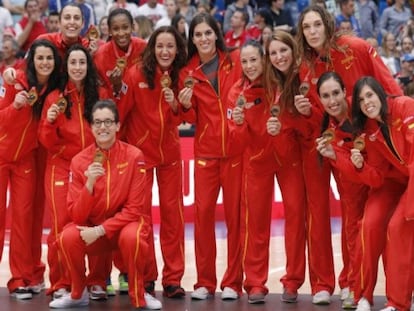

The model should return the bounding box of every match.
[229,39,307,304]
[178,12,243,300]
[121,26,188,298]
[94,8,146,121]
[351,76,414,311]
[0,39,61,299]
[294,5,403,303]
[38,44,109,298]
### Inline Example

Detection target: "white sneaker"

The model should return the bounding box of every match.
[144,292,162,310]
[49,288,89,308]
[89,285,107,300]
[53,288,69,299]
[28,282,45,294]
[312,290,331,305]
[340,287,350,300]
[11,287,32,300]
[356,297,371,311]
[379,307,397,311]
[191,287,210,300]
[221,287,238,300]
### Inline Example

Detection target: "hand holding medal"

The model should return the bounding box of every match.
[321,128,335,144]
[26,87,38,106]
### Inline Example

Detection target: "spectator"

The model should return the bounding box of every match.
[395,53,414,89]
[176,0,196,26]
[155,0,178,29]
[225,11,250,48]
[357,0,379,39]
[401,35,414,54]
[87,0,110,22]
[0,4,13,48]
[259,24,272,51]
[0,38,24,79]
[246,8,273,40]
[337,19,353,33]
[269,0,295,34]
[137,0,167,25]
[171,13,188,41]
[15,0,47,53]
[107,0,140,18]
[98,15,109,42]
[335,0,361,37]
[134,15,154,41]
[2,0,25,24]
[380,32,401,76]
[380,0,411,40]
[46,11,60,33]
[223,0,254,34]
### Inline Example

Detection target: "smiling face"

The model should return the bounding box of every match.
[67,50,87,85]
[192,22,217,62]
[268,39,293,74]
[60,5,84,41]
[34,46,55,82]
[109,13,133,51]
[302,11,326,52]
[358,85,382,121]
[319,77,348,120]
[155,32,177,71]
[91,108,120,150]
[240,45,263,82]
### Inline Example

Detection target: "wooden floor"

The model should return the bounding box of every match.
[0,289,389,311]
[0,219,389,310]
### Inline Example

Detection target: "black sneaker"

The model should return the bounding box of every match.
[163,285,185,298]
[11,287,32,300]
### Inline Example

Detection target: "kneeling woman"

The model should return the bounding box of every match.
[49,100,162,310]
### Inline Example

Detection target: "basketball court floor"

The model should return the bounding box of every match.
[0,219,389,310]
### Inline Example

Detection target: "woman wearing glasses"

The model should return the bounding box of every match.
[38,44,108,299]
[50,99,162,310]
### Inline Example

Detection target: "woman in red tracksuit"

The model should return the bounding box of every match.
[314,71,380,309]
[38,44,108,298]
[350,76,414,311]
[228,39,307,304]
[49,99,162,310]
[177,12,243,300]
[120,26,187,298]
[0,39,61,299]
[294,5,403,303]
[94,8,146,119]
[264,31,319,304]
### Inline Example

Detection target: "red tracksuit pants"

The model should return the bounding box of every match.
[333,169,367,292]
[0,152,36,292]
[301,144,335,295]
[143,161,185,288]
[354,180,405,304]
[58,218,150,308]
[45,163,109,293]
[193,156,243,294]
[383,190,414,311]
[242,147,307,295]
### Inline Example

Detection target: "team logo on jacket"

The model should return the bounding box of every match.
[139,82,149,88]
[341,49,355,70]
[227,108,232,120]
[0,86,5,98]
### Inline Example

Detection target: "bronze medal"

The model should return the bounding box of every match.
[93,150,106,164]
[27,87,38,106]
[160,74,172,88]
[56,97,68,113]
[236,94,246,108]
[299,82,310,96]
[86,25,99,41]
[184,76,195,88]
[353,136,365,151]
[322,128,335,143]
[270,105,280,117]
[116,57,127,71]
